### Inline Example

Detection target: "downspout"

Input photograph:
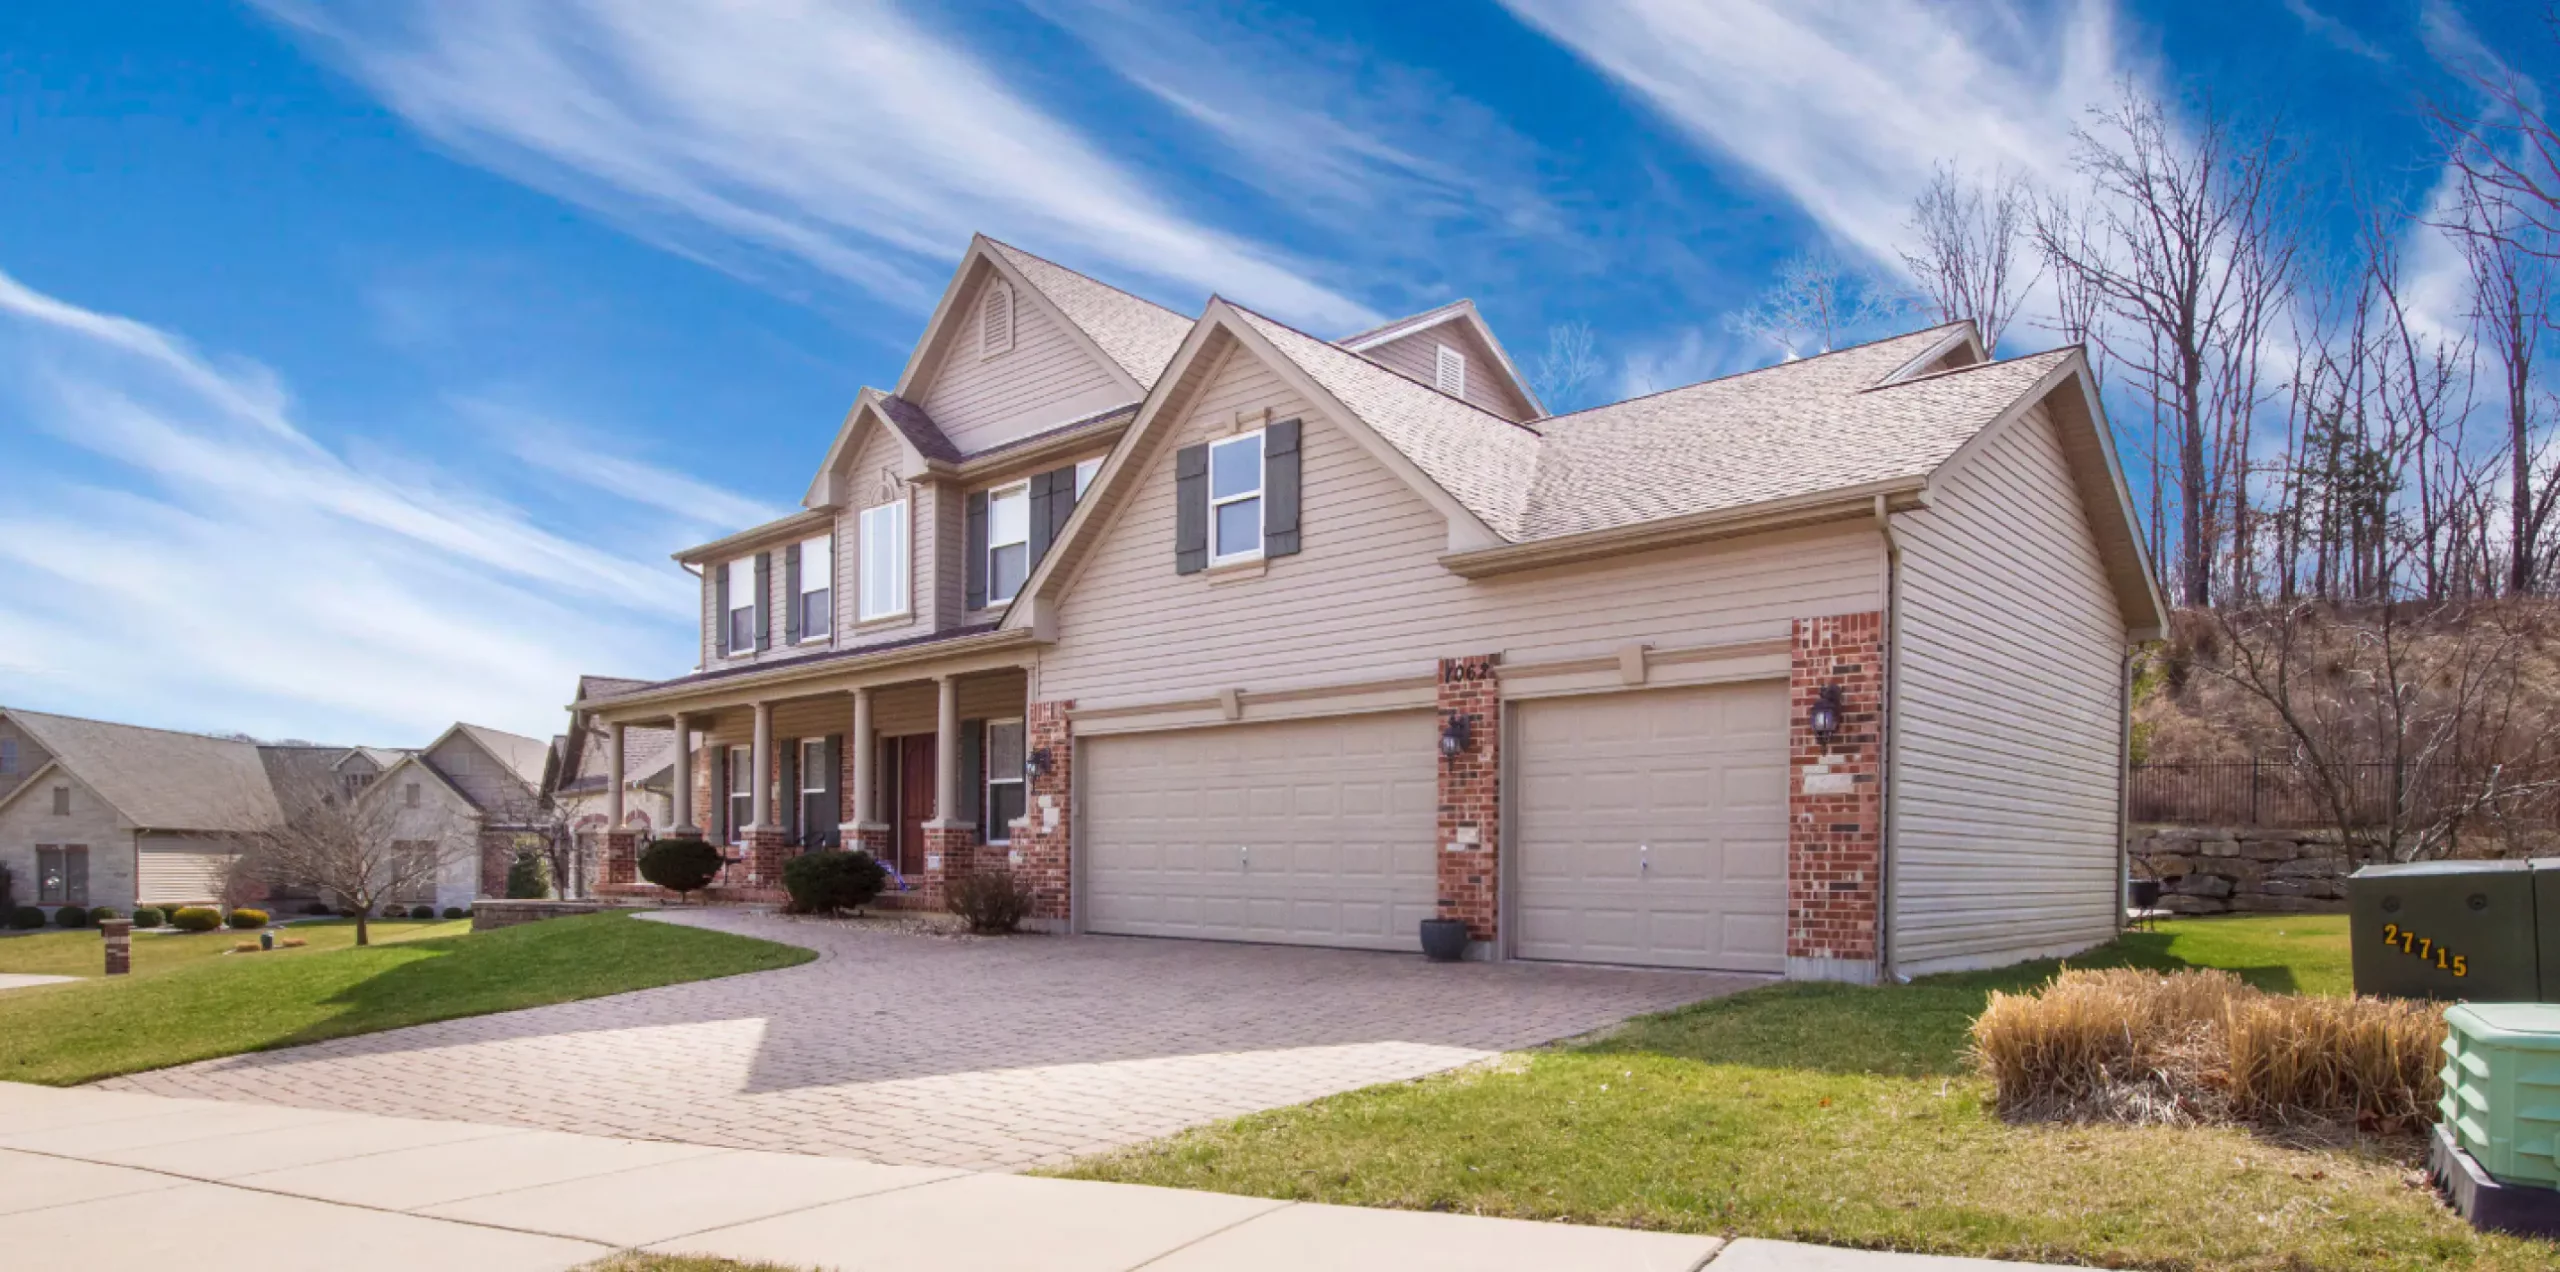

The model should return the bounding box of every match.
[1874,495,1904,983]
[2117,647,2134,935]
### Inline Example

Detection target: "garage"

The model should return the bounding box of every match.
[1511,681,1790,972]
[1080,711,1438,950]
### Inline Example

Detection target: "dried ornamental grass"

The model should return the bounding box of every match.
[2225,992,2444,1131]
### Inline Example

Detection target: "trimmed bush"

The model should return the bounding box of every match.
[303,902,335,916]
[0,862,14,915]
[409,905,437,920]
[226,908,269,930]
[945,869,1034,934]
[130,907,164,929]
[639,835,723,901]
[9,905,45,930]
[782,850,889,916]
[169,907,223,933]
[88,908,120,923]
[52,905,89,929]
[442,906,469,920]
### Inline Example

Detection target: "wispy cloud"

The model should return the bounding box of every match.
[2283,0,2389,63]
[0,270,745,744]
[472,399,791,530]
[256,0,1377,331]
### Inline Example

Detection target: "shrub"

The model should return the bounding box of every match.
[506,851,551,900]
[88,908,119,923]
[1971,968,2446,1132]
[169,907,223,933]
[52,905,89,929]
[9,905,46,930]
[410,905,438,920]
[442,906,469,920]
[278,936,307,948]
[639,836,723,901]
[130,907,164,928]
[0,862,13,914]
[945,869,1034,933]
[783,850,889,916]
[232,941,261,954]
[304,902,334,916]
[226,908,269,930]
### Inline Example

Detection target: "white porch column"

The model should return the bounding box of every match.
[605,721,627,830]
[845,687,879,830]
[750,700,775,830]
[669,713,696,834]
[928,675,968,827]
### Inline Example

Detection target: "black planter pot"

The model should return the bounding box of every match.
[1419,918,1470,963]
[2127,879,2162,910]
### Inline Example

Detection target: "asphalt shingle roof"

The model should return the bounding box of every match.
[5,709,283,831]
[984,239,1195,391]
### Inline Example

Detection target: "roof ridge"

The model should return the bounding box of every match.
[1334,298,1473,347]
[3,707,269,748]
[1221,298,1542,440]
[979,236,1191,325]
[1856,345,2075,394]
[1539,321,1971,426]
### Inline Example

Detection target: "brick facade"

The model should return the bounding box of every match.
[1011,701,1074,922]
[1435,654,1501,944]
[741,826,792,889]
[601,830,639,886]
[921,824,977,910]
[1786,612,1885,981]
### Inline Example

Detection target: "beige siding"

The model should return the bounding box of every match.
[833,420,933,651]
[1038,345,1883,708]
[382,777,486,908]
[918,268,1131,456]
[0,768,136,910]
[1889,401,2127,976]
[137,833,236,905]
[0,717,55,809]
[424,734,527,816]
[1359,323,1536,421]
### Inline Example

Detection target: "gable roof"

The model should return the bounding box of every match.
[0,709,282,832]
[981,238,1193,391]
[1336,298,1546,418]
[451,723,553,790]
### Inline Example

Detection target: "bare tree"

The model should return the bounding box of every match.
[1726,249,1909,359]
[1530,320,1605,413]
[226,775,470,946]
[2448,199,2558,593]
[1902,164,2035,354]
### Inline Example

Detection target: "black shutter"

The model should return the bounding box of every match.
[958,719,984,843]
[710,747,728,842]
[1027,470,1055,567]
[784,542,802,643]
[1174,443,1210,574]
[965,490,989,610]
[778,741,799,844]
[1265,418,1302,558]
[819,734,844,849]
[753,552,773,651]
[714,565,731,656]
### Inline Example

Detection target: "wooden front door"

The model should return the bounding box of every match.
[895,734,936,877]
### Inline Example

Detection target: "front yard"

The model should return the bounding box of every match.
[0,911,812,1085]
[0,917,468,978]
[1058,916,2554,1272]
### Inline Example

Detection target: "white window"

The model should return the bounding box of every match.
[1075,457,1101,497]
[727,745,754,842]
[1434,343,1467,397]
[1208,430,1265,564]
[797,535,832,641]
[987,482,1030,605]
[985,720,1026,844]
[979,281,1015,358]
[725,558,757,655]
[858,500,909,621]
[800,738,831,836]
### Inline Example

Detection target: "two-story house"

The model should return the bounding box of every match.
[577,236,2164,983]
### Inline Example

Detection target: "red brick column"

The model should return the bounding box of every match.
[922,825,978,910]
[741,827,792,889]
[602,830,640,886]
[1436,654,1502,945]
[1010,701,1075,922]
[101,919,132,976]
[1788,612,1885,982]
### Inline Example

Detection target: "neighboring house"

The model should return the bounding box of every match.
[549,675,682,891]
[364,723,555,910]
[576,235,2165,983]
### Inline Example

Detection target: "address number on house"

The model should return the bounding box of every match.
[2378,923,2470,977]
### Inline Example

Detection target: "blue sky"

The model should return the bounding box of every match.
[0,0,2545,745]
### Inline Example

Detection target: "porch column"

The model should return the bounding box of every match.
[669,713,696,834]
[929,676,966,828]
[750,700,775,830]
[846,687,879,829]
[605,721,627,830]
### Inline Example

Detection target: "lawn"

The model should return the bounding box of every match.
[0,918,467,978]
[1059,916,2554,1272]
[0,911,812,1086]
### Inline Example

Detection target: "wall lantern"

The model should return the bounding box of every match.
[1807,685,1844,742]
[1438,713,1476,759]
[1030,747,1055,777]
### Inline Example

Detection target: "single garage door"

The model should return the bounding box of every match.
[1082,711,1438,950]
[1513,681,1789,972]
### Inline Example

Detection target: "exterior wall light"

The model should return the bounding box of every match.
[1438,713,1476,759]
[1807,685,1844,742]
[1030,747,1055,776]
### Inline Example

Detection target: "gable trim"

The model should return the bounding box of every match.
[0,758,86,821]
[892,236,1149,408]
[1339,299,1546,418]
[803,390,947,510]
[362,751,482,817]
[1876,322,1986,385]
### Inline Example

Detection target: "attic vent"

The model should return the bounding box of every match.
[1434,343,1467,397]
[979,281,1016,359]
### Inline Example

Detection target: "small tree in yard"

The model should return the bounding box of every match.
[639,836,723,904]
[224,775,469,947]
[505,849,551,899]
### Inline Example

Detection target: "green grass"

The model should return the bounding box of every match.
[1059,915,2553,1271]
[0,911,812,1086]
[0,919,466,978]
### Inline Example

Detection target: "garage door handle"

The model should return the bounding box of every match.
[1240,845,1249,870]
[1640,843,1649,877]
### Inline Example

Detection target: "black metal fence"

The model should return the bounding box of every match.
[2130,760,2427,829]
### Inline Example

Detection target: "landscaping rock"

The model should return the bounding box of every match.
[2169,874,2235,899]
[2242,839,2301,861]
[2161,893,2230,914]
[2131,826,2349,915]
[2197,837,2242,858]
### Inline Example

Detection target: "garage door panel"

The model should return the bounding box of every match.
[1085,711,1436,951]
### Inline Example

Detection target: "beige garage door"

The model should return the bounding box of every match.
[1513,682,1790,972]
[1082,711,1438,951]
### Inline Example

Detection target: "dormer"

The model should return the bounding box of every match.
[1336,299,1544,423]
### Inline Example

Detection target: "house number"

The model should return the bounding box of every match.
[2378,923,2470,978]
[1441,662,1494,685]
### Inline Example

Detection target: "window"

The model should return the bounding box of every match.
[859,500,909,620]
[50,784,70,816]
[800,739,831,836]
[1075,457,1101,497]
[979,281,1015,358]
[0,738,16,774]
[404,782,420,808]
[797,534,832,641]
[987,482,1030,604]
[340,772,375,800]
[984,720,1026,844]
[1434,343,1467,397]
[727,745,754,843]
[725,558,758,655]
[1208,430,1265,563]
[35,846,86,906]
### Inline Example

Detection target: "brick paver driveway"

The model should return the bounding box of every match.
[101,911,1760,1170]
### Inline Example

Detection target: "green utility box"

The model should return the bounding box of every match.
[2537,860,2560,1005]
[2439,1003,2560,1188]
[2349,861,2540,1001]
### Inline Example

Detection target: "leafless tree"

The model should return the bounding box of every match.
[2449,199,2558,594]
[1531,320,1605,413]
[1902,164,2036,354]
[2431,13,2560,261]
[1725,249,1909,359]
[224,775,470,946]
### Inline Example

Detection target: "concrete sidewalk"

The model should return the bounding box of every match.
[0,1084,2063,1272]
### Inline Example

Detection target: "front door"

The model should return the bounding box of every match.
[895,734,936,877]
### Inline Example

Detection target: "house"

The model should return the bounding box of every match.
[576,235,2164,982]
[365,723,557,909]
[548,676,684,892]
